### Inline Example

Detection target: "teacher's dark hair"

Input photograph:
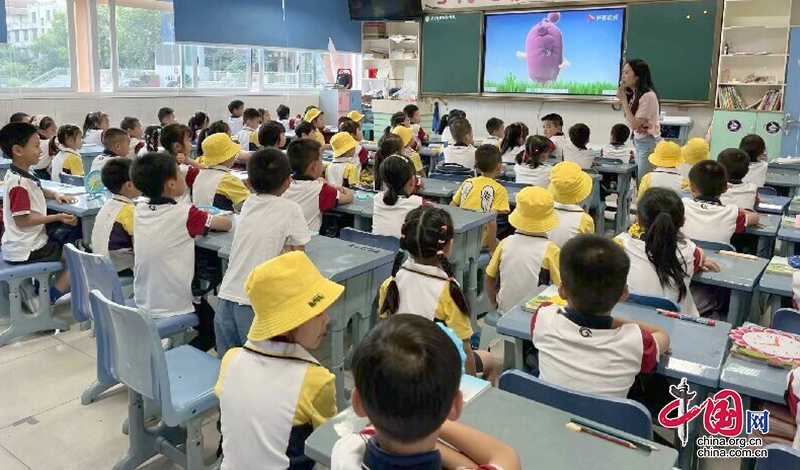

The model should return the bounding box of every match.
[626,59,657,115]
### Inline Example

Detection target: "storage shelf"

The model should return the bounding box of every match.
[719,82,785,86]
[723,25,789,30]
[720,53,787,57]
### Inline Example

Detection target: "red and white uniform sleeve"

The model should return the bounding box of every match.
[319,183,339,212]
[8,186,31,216]
[186,205,212,238]
[639,329,659,373]
[692,248,703,275]
[186,166,200,188]
[735,210,747,233]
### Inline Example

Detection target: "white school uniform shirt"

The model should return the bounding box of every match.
[442,144,476,169]
[682,198,746,244]
[83,129,103,146]
[282,177,340,232]
[547,202,594,248]
[786,368,800,449]
[228,116,244,135]
[92,194,136,273]
[50,148,84,182]
[32,138,52,171]
[1,168,48,262]
[562,143,596,169]
[616,232,700,316]
[218,194,311,305]
[549,134,569,161]
[440,126,453,144]
[90,152,120,174]
[514,163,553,187]
[371,191,425,238]
[133,199,212,318]
[601,143,634,162]
[483,135,502,148]
[128,137,145,158]
[501,145,525,165]
[677,163,693,179]
[639,167,687,196]
[325,157,359,188]
[743,161,768,187]
[720,182,758,211]
[278,119,291,131]
[237,127,257,151]
[532,304,659,398]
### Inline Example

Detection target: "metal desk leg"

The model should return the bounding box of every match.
[770,293,782,317]
[81,215,96,250]
[353,215,371,232]
[756,235,771,259]
[330,325,347,410]
[616,176,632,235]
[727,291,751,327]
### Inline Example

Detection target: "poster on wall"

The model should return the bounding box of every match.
[423,0,560,10]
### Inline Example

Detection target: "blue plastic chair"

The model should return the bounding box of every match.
[498,370,653,439]
[626,293,681,312]
[90,291,221,470]
[691,239,736,253]
[758,186,779,196]
[500,181,529,190]
[756,444,800,469]
[772,308,800,335]
[60,173,85,186]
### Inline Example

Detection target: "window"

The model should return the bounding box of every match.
[194,45,248,89]
[264,49,298,89]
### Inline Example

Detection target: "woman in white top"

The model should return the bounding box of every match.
[515,135,554,187]
[500,122,529,165]
[372,155,426,238]
[617,59,661,181]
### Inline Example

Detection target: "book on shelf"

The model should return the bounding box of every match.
[718,86,747,110]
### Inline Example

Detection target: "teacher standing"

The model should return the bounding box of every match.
[617,59,661,180]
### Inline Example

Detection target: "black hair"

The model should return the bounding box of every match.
[120,116,141,132]
[287,138,322,176]
[352,314,461,444]
[338,116,354,128]
[157,107,174,125]
[638,187,689,302]
[196,120,230,156]
[610,124,631,146]
[625,59,657,115]
[403,104,420,119]
[561,234,630,315]
[143,125,161,152]
[475,144,502,173]
[379,155,415,206]
[277,104,290,120]
[258,121,286,148]
[83,111,108,134]
[101,157,133,194]
[130,152,180,199]
[717,148,750,181]
[373,134,405,190]
[187,111,209,139]
[9,112,29,123]
[381,206,469,318]
[519,135,551,168]
[450,118,472,144]
[228,100,245,114]
[35,116,56,133]
[258,108,269,120]
[689,160,729,197]
[541,113,563,129]
[385,111,408,135]
[339,119,358,136]
[739,134,766,163]
[437,109,467,135]
[0,122,37,158]
[50,124,82,155]
[569,123,590,149]
[500,122,529,160]
[248,147,292,194]
[486,117,504,135]
[294,121,316,139]
[243,108,261,123]
[305,105,318,113]
[102,128,129,150]
[159,124,192,157]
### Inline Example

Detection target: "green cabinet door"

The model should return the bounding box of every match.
[710,110,758,160]
[754,111,784,162]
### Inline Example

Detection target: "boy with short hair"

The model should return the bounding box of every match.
[237,108,262,152]
[158,107,176,127]
[451,144,510,253]
[542,113,568,160]
[740,134,768,187]
[92,158,141,273]
[442,118,476,169]
[718,148,759,210]
[276,104,291,131]
[532,235,670,398]
[332,314,521,470]
[601,123,634,163]
[120,116,145,157]
[404,103,427,142]
[683,160,760,244]
[485,117,505,147]
[294,121,317,141]
[563,123,595,169]
[9,112,30,124]
[228,99,245,135]
[283,139,354,232]
[326,131,361,188]
[193,133,250,212]
[91,128,131,173]
[215,148,312,357]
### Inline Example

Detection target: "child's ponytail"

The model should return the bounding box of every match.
[640,188,689,302]
[500,122,529,157]
[520,135,551,169]
[379,155,414,207]
[435,225,470,316]
[381,224,409,316]
[48,135,59,157]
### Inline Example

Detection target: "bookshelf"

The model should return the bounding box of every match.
[361,21,420,100]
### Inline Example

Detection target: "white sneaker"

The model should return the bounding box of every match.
[20,281,40,313]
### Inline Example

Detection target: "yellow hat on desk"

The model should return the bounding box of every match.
[509,187,559,234]
[392,126,414,146]
[246,251,344,342]
[331,132,358,158]
[681,138,711,165]
[648,141,685,168]
[347,110,365,123]
[549,161,593,205]
[201,133,240,166]
[304,108,323,123]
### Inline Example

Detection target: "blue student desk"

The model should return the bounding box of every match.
[719,323,788,406]
[748,213,781,258]
[0,158,10,179]
[417,177,461,203]
[80,144,104,173]
[758,265,793,315]
[305,387,678,470]
[361,141,439,159]
[766,163,800,198]
[693,251,770,326]
[591,159,637,234]
[757,194,791,215]
[788,198,800,216]
[778,224,800,256]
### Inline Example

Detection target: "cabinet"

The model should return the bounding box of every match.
[319,89,362,127]
[710,110,782,159]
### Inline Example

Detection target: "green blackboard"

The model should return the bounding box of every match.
[421,12,483,95]
[626,0,718,102]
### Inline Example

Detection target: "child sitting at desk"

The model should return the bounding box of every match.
[532,235,670,398]
[284,138,353,233]
[392,125,425,178]
[158,107,177,127]
[188,111,210,144]
[216,148,311,358]
[277,104,292,131]
[0,122,78,303]
[339,119,369,175]
[500,122,529,165]
[82,111,109,146]
[257,120,287,150]
[372,134,404,192]
[600,123,634,163]
[637,141,688,199]
[193,133,250,212]
[131,152,232,351]
[227,100,245,135]
[303,107,329,150]
[215,252,340,468]
[442,118,476,170]
[9,112,29,123]
[547,162,594,248]
[373,155,426,239]
[740,134,768,187]
[384,111,410,137]
[719,148,759,211]
[294,121,317,141]
[542,113,568,161]
[31,115,57,179]
[91,158,140,274]
[120,117,145,158]
[439,109,466,144]
[485,187,561,314]
[563,123,594,169]
[484,117,505,148]
[160,124,205,189]
[405,104,428,143]
[515,135,554,187]
[91,128,131,173]
[332,314,520,470]
[50,124,84,182]
[237,108,262,152]
[451,144,510,254]
[326,132,361,189]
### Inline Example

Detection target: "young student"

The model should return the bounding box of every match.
[258,107,271,124]
[294,121,318,141]
[678,137,710,179]
[500,122,529,164]
[637,141,688,198]
[224,100,243,135]
[332,314,521,470]
[91,128,131,173]
[515,135,554,187]
[339,119,369,174]
[372,155,426,238]
[237,108,262,152]
[161,123,204,174]
[91,158,141,273]
[215,251,340,468]
[187,111,210,143]
[303,107,329,149]
[326,132,361,188]
[563,123,594,169]
[451,144,510,254]
[276,104,292,131]
[192,133,250,212]
[485,186,561,314]
[9,112,30,124]
[379,206,495,379]
[439,109,466,143]
[158,107,177,127]
[385,111,411,136]
[683,160,760,244]
[50,124,84,182]
[257,120,287,150]
[484,117,505,147]
[31,115,57,179]
[740,134,768,187]
[541,113,568,161]
[718,148,759,210]
[442,119,476,169]
[404,103,427,142]
[392,125,425,176]
[283,138,354,232]
[532,235,670,398]
[601,123,635,163]
[215,149,311,357]
[617,187,719,317]
[131,152,232,351]
[547,161,595,248]
[196,120,232,160]
[0,122,78,302]
[82,112,109,146]
[372,134,405,192]
[120,116,146,157]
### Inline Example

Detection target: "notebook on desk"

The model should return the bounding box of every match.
[765,256,799,276]
[461,375,491,404]
[521,285,567,313]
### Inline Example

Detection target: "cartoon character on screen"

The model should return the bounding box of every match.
[516,12,571,83]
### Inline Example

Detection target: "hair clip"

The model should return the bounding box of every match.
[436,250,444,256]
[438,239,446,245]
[440,224,448,231]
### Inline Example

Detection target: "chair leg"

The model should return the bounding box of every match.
[185,416,206,470]
[114,390,157,470]
[0,277,69,346]
[81,379,115,405]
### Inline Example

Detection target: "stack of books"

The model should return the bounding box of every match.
[756,89,783,111]
[718,86,747,110]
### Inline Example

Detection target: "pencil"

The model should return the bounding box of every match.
[570,418,660,451]
[566,422,637,450]
[656,308,716,326]
[719,250,758,260]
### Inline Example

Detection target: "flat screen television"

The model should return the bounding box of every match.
[348,0,423,21]
[483,7,625,96]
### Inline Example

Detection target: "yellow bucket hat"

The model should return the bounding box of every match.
[648,141,685,168]
[549,161,593,205]
[201,133,240,166]
[509,187,559,233]
[392,126,414,146]
[331,132,358,158]
[681,138,710,165]
[304,108,323,123]
[246,251,344,342]
[347,110,365,123]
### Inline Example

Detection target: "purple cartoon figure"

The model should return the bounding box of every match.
[516,12,571,83]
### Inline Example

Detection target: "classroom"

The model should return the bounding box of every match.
[2,0,800,468]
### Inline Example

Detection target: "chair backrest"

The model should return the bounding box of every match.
[60,173,85,186]
[756,444,800,470]
[626,293,680,312]
[771,308,800,335]
[498,370,653,439]
[691,238,736,253]
[340,228,400,253]
[63,243,90,324]
[64,244,125,324]
[758,186,778,196]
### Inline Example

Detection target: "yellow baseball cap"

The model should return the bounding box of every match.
[331,132,358,158]
[392,126,414,146]
[246,251,344,342]
[509,187,559,234]
[304,108,323,123]
[201,133,240,166]
[648,141,685,168]
[549,161,593,205]
[681,138,711,165]
[347,110,365,123]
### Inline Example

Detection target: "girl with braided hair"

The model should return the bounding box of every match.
[378,206,495,379]
[372,155,427,238]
